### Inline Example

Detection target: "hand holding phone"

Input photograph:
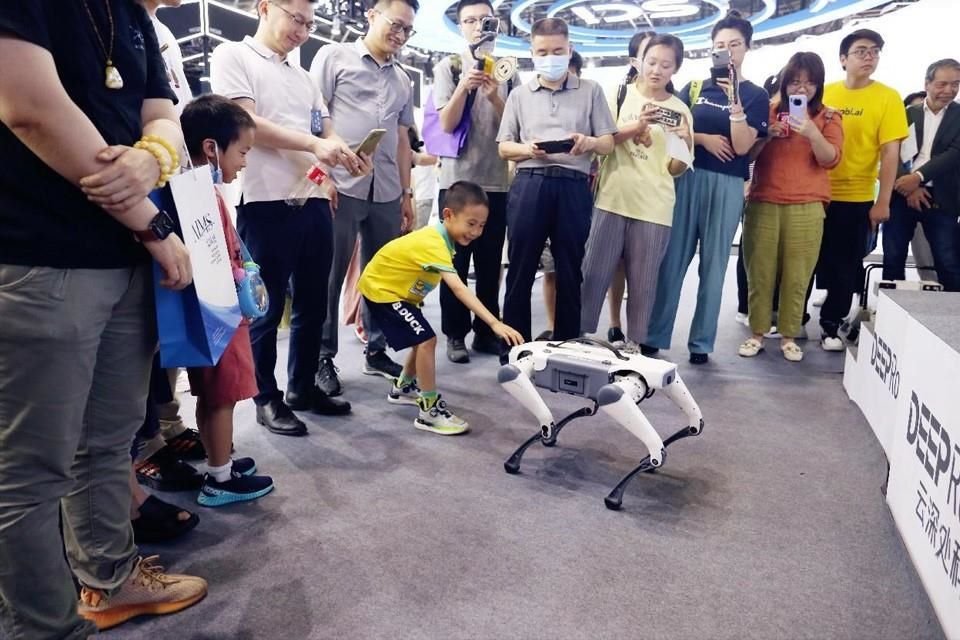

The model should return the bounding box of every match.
[534,138,576,154]
[354,128,387,156]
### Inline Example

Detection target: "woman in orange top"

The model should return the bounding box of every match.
[739,52,844,362]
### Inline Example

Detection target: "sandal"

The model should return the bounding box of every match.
[132,495,199,544]
[163,428,207,462]
[135,447,203,492]
[781,342,804,362]
[738,337,764,357]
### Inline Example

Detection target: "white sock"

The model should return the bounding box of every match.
[207,461,232,483]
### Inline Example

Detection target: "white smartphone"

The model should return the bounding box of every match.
[354,128,387,156]
[788,94,807,121]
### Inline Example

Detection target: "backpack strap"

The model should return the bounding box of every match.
[450,54,462,87]
[688,79,703,107]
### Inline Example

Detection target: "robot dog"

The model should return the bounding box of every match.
[498,338,704,510]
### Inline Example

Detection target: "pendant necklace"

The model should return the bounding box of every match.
[81,0,123,89]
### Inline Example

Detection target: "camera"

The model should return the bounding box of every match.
[480,16,500,34]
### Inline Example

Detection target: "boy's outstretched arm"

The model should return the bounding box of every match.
[440,271,524,346]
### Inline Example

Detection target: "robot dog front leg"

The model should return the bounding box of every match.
[596,375,666,468]
[497,359,556,440]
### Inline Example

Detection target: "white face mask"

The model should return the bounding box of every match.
[533,54,570,81]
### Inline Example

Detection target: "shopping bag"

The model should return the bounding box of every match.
[421,90,472,158]
[150,168,242,367]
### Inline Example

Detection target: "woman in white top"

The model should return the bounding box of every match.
[580,34,693,353]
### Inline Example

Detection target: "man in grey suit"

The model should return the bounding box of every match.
[884,58,960,291]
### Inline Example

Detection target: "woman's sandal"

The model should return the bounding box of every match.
[132,495,199,544]
[738,337,764,357]
[135,448,203,492]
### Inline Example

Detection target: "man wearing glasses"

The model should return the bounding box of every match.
[310,0,419,396]
[433,0,511,364]
[816,29,908,351]
[210,0,364,435]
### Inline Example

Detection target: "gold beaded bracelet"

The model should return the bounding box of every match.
[134,135,180,188]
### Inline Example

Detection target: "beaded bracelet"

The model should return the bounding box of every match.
[134,135,180,188]
[729,114,747,123]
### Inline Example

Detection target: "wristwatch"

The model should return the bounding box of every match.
[403,187,414,197]
[134,210,176,243]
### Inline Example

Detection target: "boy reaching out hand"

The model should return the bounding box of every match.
[358,181,524,435]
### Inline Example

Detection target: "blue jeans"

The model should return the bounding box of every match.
[646,169,744,354]
[882,192,960,291]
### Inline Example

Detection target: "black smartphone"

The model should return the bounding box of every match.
[729,63,740,104]
[710,48,731,82]
[535,139,576,154]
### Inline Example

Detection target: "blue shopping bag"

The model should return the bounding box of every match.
[150,168,242,367]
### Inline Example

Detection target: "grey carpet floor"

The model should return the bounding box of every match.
[116,259,944,640]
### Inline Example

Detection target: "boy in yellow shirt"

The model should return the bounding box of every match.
[358,181,524,435]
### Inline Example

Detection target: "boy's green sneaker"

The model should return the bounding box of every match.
[415,394,469,435]
[388,379,420,406]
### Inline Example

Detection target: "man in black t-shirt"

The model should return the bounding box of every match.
[0,2,206,637]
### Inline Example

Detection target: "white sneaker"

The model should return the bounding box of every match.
[734,312,749,326]
[388,379,420,405]
[821,335,844,352]
[812,294,826,308]
[415,396,469,435]
[764,325,781,339]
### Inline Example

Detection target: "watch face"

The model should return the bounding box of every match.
[151,210,176,240]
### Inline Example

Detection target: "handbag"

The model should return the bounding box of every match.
[150,167,242,367]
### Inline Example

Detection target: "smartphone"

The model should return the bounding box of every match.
[354,128,387,156]
[777,111,791,136]
[788,94,808,121]
[652,106,683,128]
[710,48,731,81]
[480,16,500,34]
[535,139,576,154]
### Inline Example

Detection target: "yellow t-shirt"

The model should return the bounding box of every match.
[358,224,456,305]
[823,80,908,201]
[593,83,693,226]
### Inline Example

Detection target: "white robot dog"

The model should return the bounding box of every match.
[498,338,704,510]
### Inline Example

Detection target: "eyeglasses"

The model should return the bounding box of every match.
[376,10,416,39]
[461,16,494,26]
[787,80,817,90]
[848,46,881,60]
[715,39,745,50]
[269,1,317,34]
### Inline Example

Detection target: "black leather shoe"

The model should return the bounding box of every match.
[286,387,352,416]
[256,399,308,436]
[689,352,709,365]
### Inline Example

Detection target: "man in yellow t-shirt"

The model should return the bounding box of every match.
[358,181,523,436]
[815,28,908,351]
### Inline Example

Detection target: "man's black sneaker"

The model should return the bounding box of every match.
[689,352,709,365]
[363,349,403,379]
[316,357,342,397]
[163,428,206,462]
[197,472,274,507]
[535,330,553,341]
[446,338,470,364]
[256,399,307,436]
[607,327,626,344]
[640,344,659,357]
[472,334,505,356]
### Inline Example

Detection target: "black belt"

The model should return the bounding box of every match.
[516,166,587,181]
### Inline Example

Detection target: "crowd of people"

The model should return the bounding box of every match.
[1,0,959,636]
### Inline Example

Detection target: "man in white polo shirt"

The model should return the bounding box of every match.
[210,0,367,436]
[310,0,418,397]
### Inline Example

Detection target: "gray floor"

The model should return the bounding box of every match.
[118,259,944,640]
